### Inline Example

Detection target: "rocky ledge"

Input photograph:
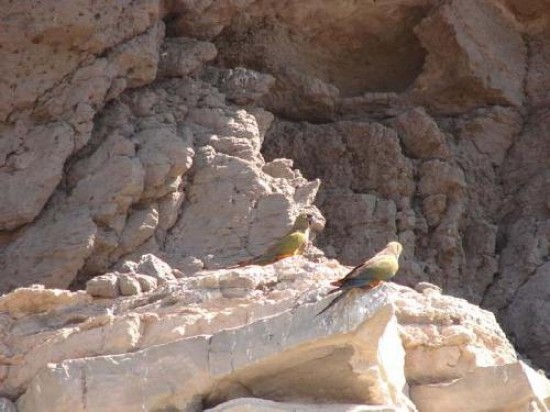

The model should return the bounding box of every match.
[1,257,548,411]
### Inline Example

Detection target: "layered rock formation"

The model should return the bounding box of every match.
[2,259,549,411]
[2,0,550,408]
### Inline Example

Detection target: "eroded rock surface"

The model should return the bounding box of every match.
[2,0,550,407]
[0,258,538,412]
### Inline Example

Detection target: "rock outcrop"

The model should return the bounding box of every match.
[2,258,546,411]
[3,0,550,407]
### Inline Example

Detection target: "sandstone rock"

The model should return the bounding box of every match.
[4,1,550,406]
[410,362,550,412]
[164,112,321,265]
[5,313,142,397]
[17,294,412,411]
[259,67,340,122]
[0,286,90,318]
[217,67,276,105]
[158,37,217,78]
[457,106,521,168]
[263,159,298,180]
[2,258,525,409]
[120,253,176,285]
[113,204,159,259]
[0,122,74,231]
[0,0,160,120]
[418,160,465,198]
[108,22,164,89]
[263,120,414,265]
[86,274,120,299]
[134,274,158,292]
[412,0,526,111]
[395,284,516,386]
[67,133,136,187]
[394,107,450,160]
[119,275,142,296]
[156,190,185,242]
[132,125,194,199]
[206,398,397,411]
[70,156,145,226]
[421,194,447,228]
[0,206,97,292]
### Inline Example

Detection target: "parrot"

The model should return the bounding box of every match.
[227,213,314,268]
[316,241,403,316]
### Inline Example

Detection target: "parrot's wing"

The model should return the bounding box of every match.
[333,255,397,287]
[262,231,307,258]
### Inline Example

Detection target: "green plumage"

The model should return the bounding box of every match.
[317,241,403,316]
[229,213,313,268]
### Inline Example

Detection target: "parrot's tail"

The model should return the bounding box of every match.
[224,260,249,269]
[315,289,351,317]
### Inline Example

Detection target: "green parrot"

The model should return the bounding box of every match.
[228,213,313,268]
[317,241,403,316]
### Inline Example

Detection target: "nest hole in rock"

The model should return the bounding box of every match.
[213,1,429,98]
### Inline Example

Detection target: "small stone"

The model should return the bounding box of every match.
[415,282,443,294]
[134,274,158,292]
[119,275,142,296]
[86,273,120,299]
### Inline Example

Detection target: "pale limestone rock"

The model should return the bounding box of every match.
[113,204,159,259]
[132,125,194,199]
[86,273,120,299]
[410,362,550,412]
[0,287,90,318]
[395,285,516,385]
[164,136,321,265]
[158,37,217,78]
[108,22,164,89]
[118,275,142,296]
[0,0,160,120]
[156,190,185,242]
[120,253,176,285]
[206,398,397,411]
[5,314,142,397]
[0,207,97,292]
[134,274,158,292]
[17,294,412,411]
[263,158,297,180]
[2,258,528,409]
[70,156,145,226]
[0,122,75,231]
[67,132,136,187]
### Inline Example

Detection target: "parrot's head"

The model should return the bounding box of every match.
[293,213,313,231]
[386,241,403,258]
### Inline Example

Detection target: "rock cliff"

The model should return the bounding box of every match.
[3,259,550,411]
[2,0,550,409]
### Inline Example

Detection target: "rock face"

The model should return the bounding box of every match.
[1,258,544,411]
[2,0,550,406]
